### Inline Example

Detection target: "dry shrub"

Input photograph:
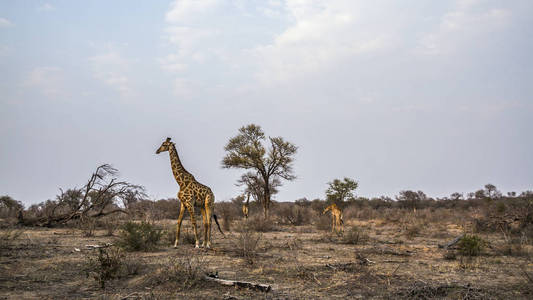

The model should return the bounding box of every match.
[342,225,369,245]
[496,234,531,258]
[382,208,404,223]
[78,216,97,237]
[231,226,262,265]
[287,264,321,283]
[404,223,422,239]
[84,246,140,289]
[217,201,238,232]
[278,205,313,226]
[147,256,207,288]
[102,218,118,236]
[397,281,486,299]
[315,214,331,231]
[399,214,425,239]
[345,206,376,220]
[163,225,197,246]
[343,205,359,219]
[248,215,277,232]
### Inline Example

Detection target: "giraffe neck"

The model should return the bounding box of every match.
[168,143,194,187]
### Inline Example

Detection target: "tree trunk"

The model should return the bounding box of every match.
[263,186,270,219]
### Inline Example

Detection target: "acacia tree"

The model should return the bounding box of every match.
[237,171,281,216]
[222,124,297,218]
[396,190,427,211]
[325,177,358,206]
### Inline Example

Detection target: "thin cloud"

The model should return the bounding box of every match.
[23,67,66,98]
[89,51,134,97]
[0,17,13,27]
[417,1,511,55]
[165,0,220,23]
[38,3,55,12]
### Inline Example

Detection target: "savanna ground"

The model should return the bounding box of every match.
[1,204,533,299]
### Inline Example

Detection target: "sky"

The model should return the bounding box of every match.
[1,0,532,206]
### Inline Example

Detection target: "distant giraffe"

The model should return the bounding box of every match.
[323,203,344,233]
[242,193,250,219]
[156,137,223,248]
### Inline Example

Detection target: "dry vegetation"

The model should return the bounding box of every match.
[1,193,533,299]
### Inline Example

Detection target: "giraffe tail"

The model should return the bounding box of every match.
[213,214,225,237]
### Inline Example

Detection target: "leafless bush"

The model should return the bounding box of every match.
[84,246,136,289]
[277,204,313,226]
[397,281,486,299]
[146,256,207,288]
[341,225,369,245]
[231,226,262,265]
[78,215,97,237]
[101,218,118,236]
[217,201,239,232]
[248,215,277,232]
[315,214,331,231]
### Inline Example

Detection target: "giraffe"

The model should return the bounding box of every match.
[156,137,223,249]
[323,203,344,234]
[242,192,250,219]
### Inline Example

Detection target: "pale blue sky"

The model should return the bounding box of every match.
[1,0,532,206]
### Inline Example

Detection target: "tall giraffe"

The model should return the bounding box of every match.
[242,192,250,219]
[323,203,344,234]
[156,137,223,248]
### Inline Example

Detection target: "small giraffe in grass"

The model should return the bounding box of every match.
[156,137,224,249]
[242,193,250,219]
[323,203,344,233]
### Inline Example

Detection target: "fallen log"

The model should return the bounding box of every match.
[203,273,271,292]
[438,234,465,249]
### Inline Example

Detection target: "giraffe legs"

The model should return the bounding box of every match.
[205,203,212,249]
[174,201,186,248]
[200,208,207,248]
[186,205,200,248]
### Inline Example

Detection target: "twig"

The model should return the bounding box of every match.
[521,265,533,284]
[121,292,140,300]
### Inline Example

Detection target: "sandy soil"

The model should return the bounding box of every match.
[1,217,532,299]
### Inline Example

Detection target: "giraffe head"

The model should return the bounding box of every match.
[323,203,336,214]
[156,137,173,154]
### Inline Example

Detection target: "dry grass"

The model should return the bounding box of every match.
[1,209,532,299]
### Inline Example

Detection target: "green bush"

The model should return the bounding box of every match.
[458,234,485,256]
[117,221,162,251]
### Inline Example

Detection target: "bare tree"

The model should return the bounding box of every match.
[21,164,145,227]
